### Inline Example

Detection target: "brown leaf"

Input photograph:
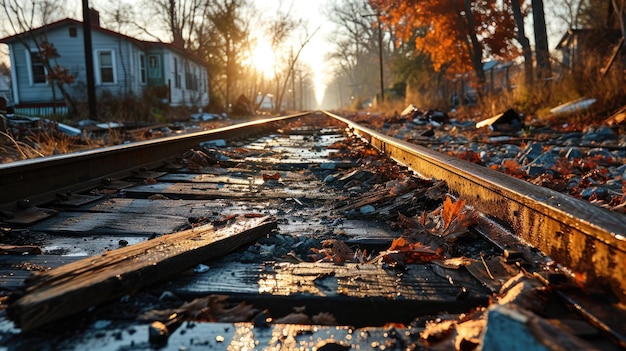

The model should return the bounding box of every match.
[262,173,281,181]
[321,239,354,263]
[244,213,265,218]
[381,237,441,264]
[138,295,255,324]
[441,197,465,232]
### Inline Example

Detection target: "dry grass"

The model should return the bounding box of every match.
[0,130,98,163]
[0,118,235,164]
[480,57,626,127]
[0,131,45,162]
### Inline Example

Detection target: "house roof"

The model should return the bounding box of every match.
[555,29,581,50]
[0,18,208,67]
[555,28,623,50]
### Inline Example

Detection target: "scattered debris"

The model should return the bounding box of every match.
[379,237,441,264]
[549,97,596,116]
[475,108,523,132]
[310,239,355,263]
[605,104,626,126]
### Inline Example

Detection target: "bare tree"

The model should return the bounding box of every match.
[325,0,380,101]
[545,0,584,29]
[135,0,209,49]
[261,2,302,113]
[198,0,251,111]
[611,0,626,44]
[274,26,319,113]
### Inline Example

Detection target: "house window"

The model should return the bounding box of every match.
[97,50,115,84]
[185,62,197,91]
[69,27,77,37]
[29,51,47,84]
[174,57,181,88]
[139,54,146,84]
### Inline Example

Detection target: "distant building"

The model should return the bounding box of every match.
[451,60,516,106]
[0,9,209,117]
[555,28,624,70]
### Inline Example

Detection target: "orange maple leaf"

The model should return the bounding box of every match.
[383,237,441,264]
[441,197,465,231]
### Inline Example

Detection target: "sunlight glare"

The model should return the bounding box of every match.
[251,40,275,79]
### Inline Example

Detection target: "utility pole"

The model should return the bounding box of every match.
[377,20,384,104]
[299,72,303,110]
[291,68,296,111]
[82,0,97,119]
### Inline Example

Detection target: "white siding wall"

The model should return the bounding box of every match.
[163,51,208,107]
[7,21,207,108]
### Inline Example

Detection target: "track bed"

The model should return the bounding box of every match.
[0,114,623,350]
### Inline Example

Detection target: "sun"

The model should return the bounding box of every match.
[250,40,275,78]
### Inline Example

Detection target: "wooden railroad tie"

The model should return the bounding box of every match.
[7,215,277,331]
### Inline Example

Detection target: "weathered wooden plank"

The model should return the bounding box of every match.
[1,206,58,226]
[159,170,316,184]
[0,255,81,290]
[241,157,355,170]
[123,183,335,200]
[173,261,487,300]
[158,173,266,185]
[8,216,278,331]
[51,193,104,208]
[0,245,42,255]
[80,198,278,218]
[29,212,190,236]
[2,321,420,350]
[166,261,490,325]
[333,188,395,212]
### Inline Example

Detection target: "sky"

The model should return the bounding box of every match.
[1,0,571,107]
[0,0,336,106]
[252,0,334,105]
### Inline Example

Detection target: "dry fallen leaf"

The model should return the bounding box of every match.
[380,237,441,264]
[310,239,354,263]
[262,173,281,181]
[182,149,211,170]
[441,197,465,232]
[415,197,479,241]
[138,295,255,324]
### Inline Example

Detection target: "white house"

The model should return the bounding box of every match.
[0,10,209,116]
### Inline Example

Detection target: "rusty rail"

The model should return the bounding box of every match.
[1,111,625,348]
[0,113,307,208]
[3,111,625,302]
[324,110,626,303]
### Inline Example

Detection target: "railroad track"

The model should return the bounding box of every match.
[0,111,624,350]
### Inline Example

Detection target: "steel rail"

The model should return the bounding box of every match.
[3,110,625,302]
[0,113,307,209]
[324,110,626,303]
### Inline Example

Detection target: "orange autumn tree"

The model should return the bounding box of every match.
[369,0,519,96]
